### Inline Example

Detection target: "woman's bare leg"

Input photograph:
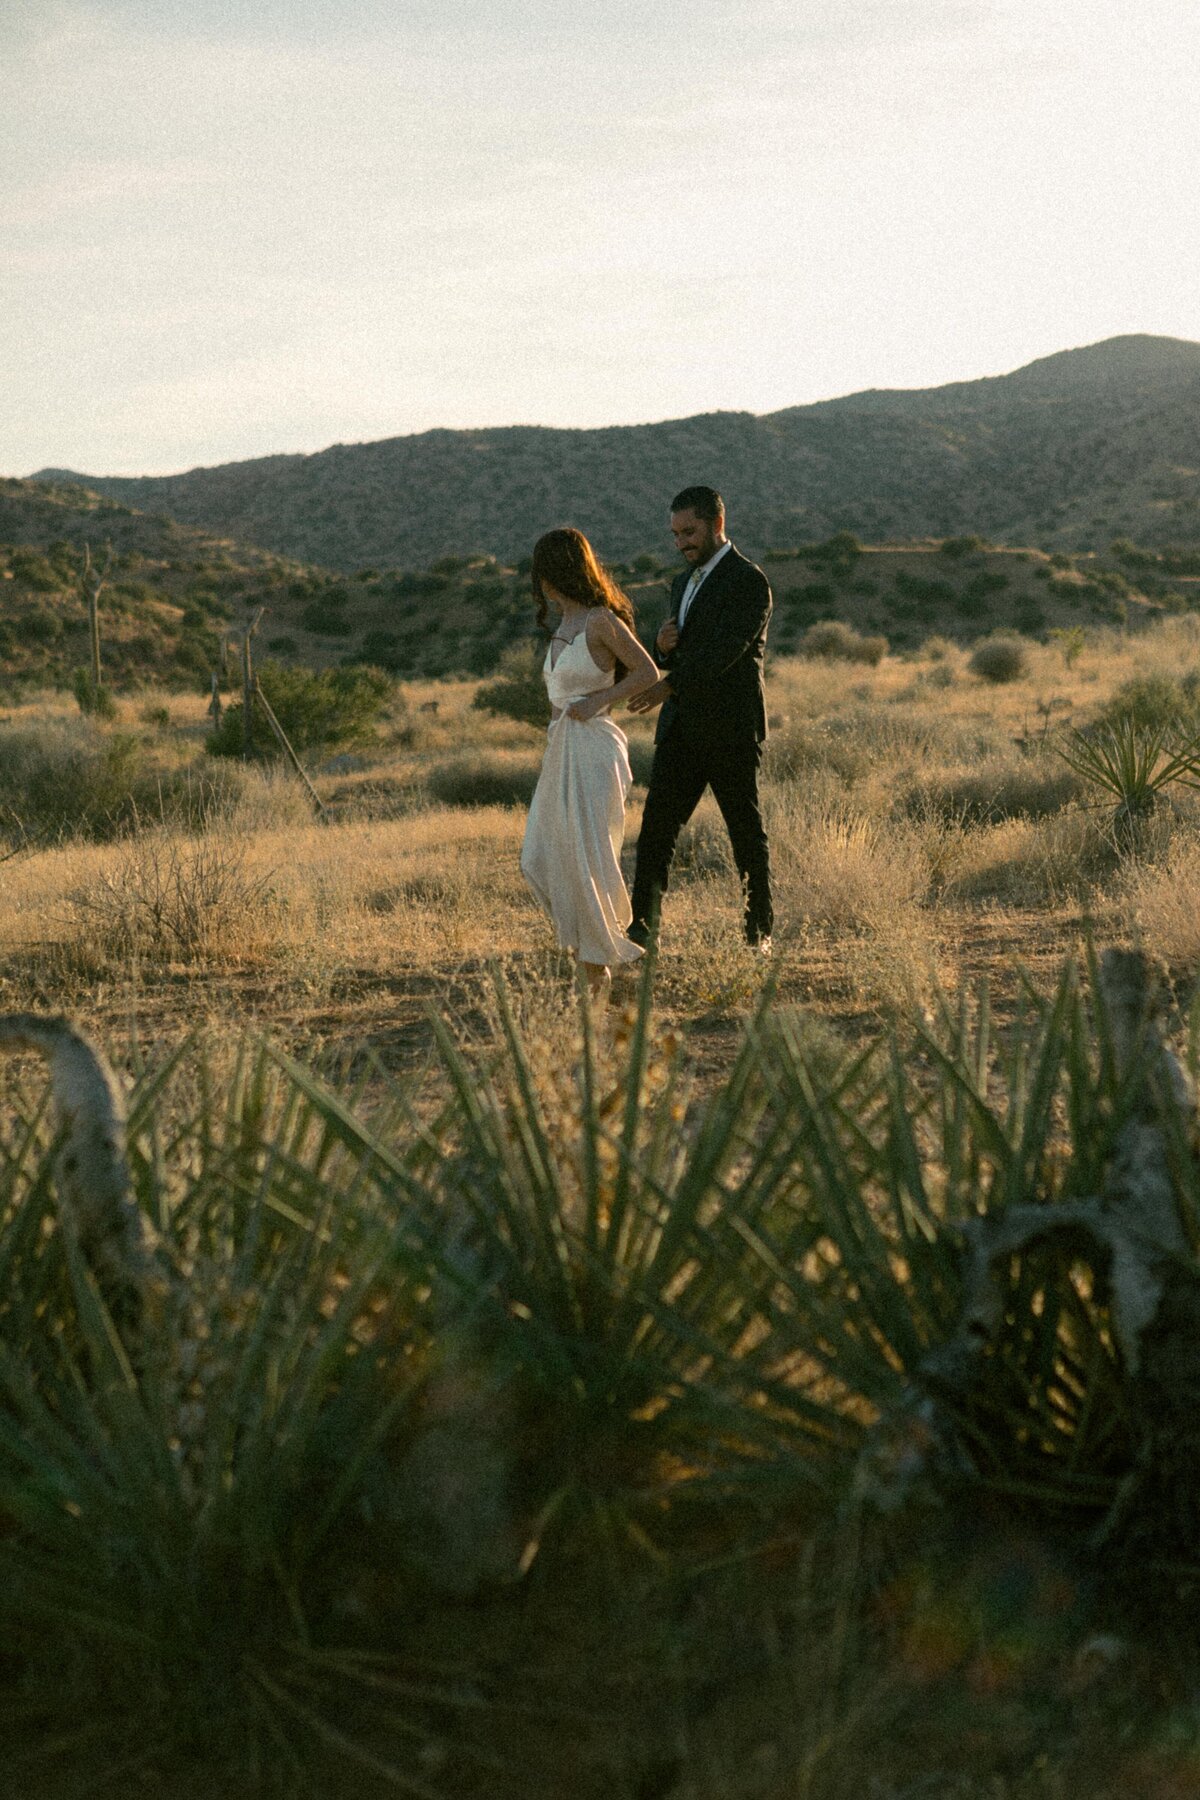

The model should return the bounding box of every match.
[580,962,611,1008]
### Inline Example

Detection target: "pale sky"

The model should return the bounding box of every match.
[3,0,1198,476]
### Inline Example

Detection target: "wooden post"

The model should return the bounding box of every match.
[80,542,113,693]
[253,678,326,817]
[240,608,264,759]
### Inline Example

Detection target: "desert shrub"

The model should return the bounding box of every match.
[10,548,60,591]
[968,632,1028,683]
[920,635,955,661]
[902,756,1081,827]
[20,608,63,643]
[300,599,353,636]
[472,639,550,728]
[944,807,1125,904]
[627,736,656,787]
[266,633,298,654]
[71,669,118,719]
[69,831,278,963]
[1094,672,1200,736]
[795,581,835,609]
[426,751,543,809]
[0,720,146,842]
[206,660,393,760]
[938,535,989,559]
[395,569,452,597]
[893,569,955,606]
[764,720,870,786]
[799,620,887,665]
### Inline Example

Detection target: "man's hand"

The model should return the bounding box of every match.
[627,676,671,715]
[656,620,680,655]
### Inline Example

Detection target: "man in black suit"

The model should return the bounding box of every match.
[627,485,773,950]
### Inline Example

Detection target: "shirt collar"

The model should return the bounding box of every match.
[689,539,733,584]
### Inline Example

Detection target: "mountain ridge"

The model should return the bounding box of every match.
[28,335,1200,571]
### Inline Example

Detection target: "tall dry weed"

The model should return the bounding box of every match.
[1119,828,1200,974]
[68,830,279,964]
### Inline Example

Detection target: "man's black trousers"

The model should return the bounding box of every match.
[630,727,773,943]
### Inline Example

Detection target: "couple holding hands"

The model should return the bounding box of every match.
[520,484,774,1003]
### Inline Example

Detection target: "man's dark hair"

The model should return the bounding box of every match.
[670,485,724,521]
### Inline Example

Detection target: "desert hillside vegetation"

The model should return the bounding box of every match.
[32,334,1200,567]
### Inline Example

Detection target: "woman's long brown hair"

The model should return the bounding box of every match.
[531,528,637,637]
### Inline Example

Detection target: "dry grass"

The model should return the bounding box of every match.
[8,613,1200,1069]
[1119,824,1200,974]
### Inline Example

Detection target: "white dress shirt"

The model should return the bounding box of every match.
[677,539,732,628]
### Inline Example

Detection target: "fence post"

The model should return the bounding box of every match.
[252,678,327,817]
[241,608,264,759]
[80,542,113,693]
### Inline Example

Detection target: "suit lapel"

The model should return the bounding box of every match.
[678,545,737,634]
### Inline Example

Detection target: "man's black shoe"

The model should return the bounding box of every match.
[628,920,651,949]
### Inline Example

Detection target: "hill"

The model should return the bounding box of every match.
[29,335,1200,572]
[5,477,1200,694]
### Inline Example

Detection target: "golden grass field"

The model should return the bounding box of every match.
[4,614,1199,1091]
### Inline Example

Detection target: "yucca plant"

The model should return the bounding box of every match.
[0,1025,487,1793]
[1055,714,1200,832]
[735,949,1200,1551]
[393,960,844,1560]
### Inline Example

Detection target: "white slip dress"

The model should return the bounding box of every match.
[520,631,644,967]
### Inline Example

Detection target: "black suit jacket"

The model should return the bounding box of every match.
[653,545,771,748]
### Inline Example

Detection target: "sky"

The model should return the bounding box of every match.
[3,0,1199,476]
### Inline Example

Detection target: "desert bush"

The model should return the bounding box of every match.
[944,806,1125,903]
[938,534,989,558]
[1122,830,1200,973]
[763,719,871,786]
[472,638,550,728]
[206,660,393,759]
[426,750,543,808]
[903,755,1080,827]
[969,632,1028,683]
[920,634,955,661]
[1094,672,1200,736]
[0,719,145,842]
[799,620,887,665]
[893,569,955,606]
[69,830,278,962]
[770,805,929,931]
[71,668,118,719]
[300,599,353,636]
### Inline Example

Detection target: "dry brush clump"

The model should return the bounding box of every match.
[67,828,281,964]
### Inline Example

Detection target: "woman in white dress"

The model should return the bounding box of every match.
[520,528,660,1005]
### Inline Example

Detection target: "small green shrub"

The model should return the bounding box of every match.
[1095,673,1200,736]
[206,660,393,759]
[938,534,989,559]
[300,600,353,636]
[72,669,118,720]
[0,721,145,841]
[472,640,550,728]
[968,632,1028,683]
[799,620,887,665]
[426,752,543,808]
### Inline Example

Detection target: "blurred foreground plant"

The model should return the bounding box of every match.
[5,944,1200,1793]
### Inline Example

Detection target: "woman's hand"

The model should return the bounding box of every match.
[565,694,608,722]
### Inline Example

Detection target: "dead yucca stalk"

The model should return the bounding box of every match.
[0,1013,162,1325]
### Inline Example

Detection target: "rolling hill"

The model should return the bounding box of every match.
[30,335,1200,573]
[4,476,1197,693]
